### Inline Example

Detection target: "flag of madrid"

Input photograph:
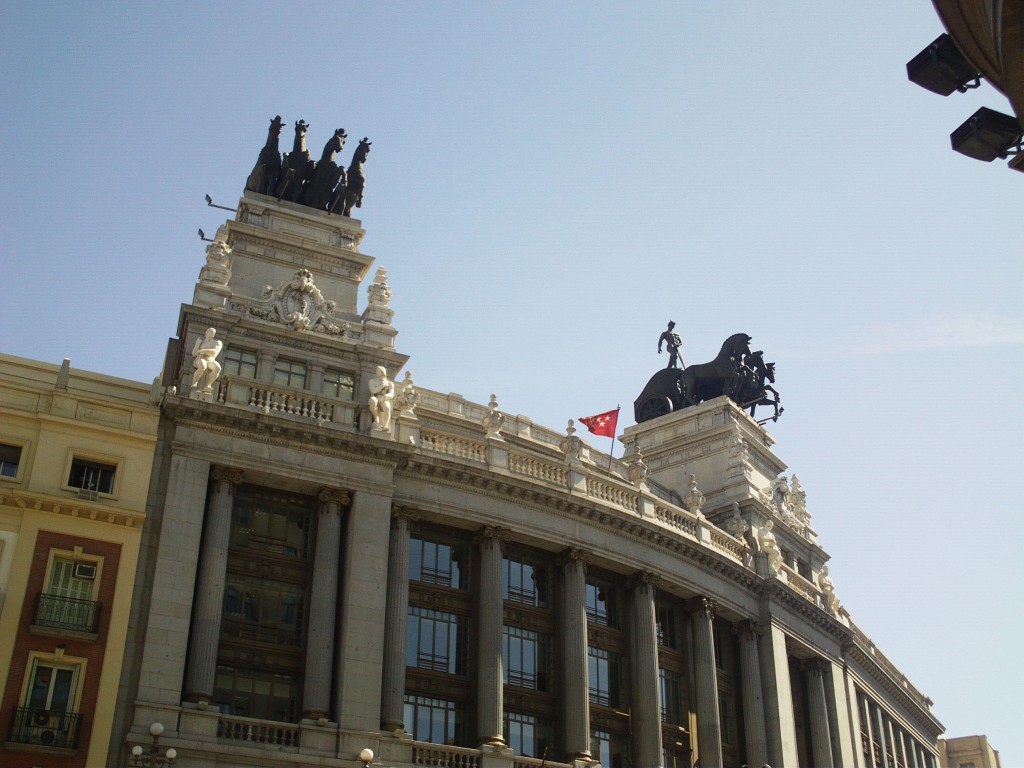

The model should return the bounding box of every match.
[579,408,619,438]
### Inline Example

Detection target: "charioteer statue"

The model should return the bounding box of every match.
[634,326,783,424]
[245,116,372,217]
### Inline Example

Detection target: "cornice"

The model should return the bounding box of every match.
[0,490,145,529]
[846,642,945,736]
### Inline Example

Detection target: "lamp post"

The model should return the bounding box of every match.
[130,722,176,767]
[359,748,374,767]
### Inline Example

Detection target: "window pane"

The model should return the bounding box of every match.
[68,458,116,494]
[0,443,20,477]
[409,536,463,588]
[224,348,258,378]
[321,369,354,400]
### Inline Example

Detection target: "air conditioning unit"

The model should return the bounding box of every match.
[76,488,98,502]
[74,562,97,580]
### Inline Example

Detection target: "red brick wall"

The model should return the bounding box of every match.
[0,529,122,768]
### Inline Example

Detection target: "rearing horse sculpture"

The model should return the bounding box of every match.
[735,350,783,422]
[300,128,348,211]
[245,115,284,196]
[332,137,371,217]
[276,119,314,202]
[677,333,752,407]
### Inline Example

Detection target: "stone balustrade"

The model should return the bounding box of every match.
[509,453,568,485]
[216,376,356,427]
[412,743,482,768]
[217,714,300,747]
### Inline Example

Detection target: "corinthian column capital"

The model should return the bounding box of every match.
[212,466,243,486]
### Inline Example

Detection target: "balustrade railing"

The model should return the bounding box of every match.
[33,592,102,634]
[585,478,639,513]
[420,431,486,462]
[707,528,746,562]
[412,743,481,768]
[216,714,300,747]
[654,505,698,537]
[7,707,82,749]
[509,453,567,485]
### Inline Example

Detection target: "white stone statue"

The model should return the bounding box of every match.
[368,365,395,433]
[189,328,223,398]
[560,420,583,461]
[483,394,505,439]
[395,371,419,419]
[758,520,783,577]
[819,565,840,613]
[367,266,392,308]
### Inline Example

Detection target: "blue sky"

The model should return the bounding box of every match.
[2,1,1021,761]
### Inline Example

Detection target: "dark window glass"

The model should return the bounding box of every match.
[223,348,257,378]
[321,369,354,400]
[214,666,297,721]
[230,486,310,559]
[591,729,626,768]
[0,443,21,478]
[585,581,618,627]
[503,556,548,607]
[273,359,307,389]
[403,695,461,744]
[407,607,464,674]
[659,668,682,724]
[588,646,622,707]
[505,711,552,758]
[221,575,304,647]
[68,458,116,494]
[503,626,549,690]
[655,604,677,648]
[409,536,465,589]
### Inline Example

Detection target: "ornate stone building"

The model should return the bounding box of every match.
[0,354,159,767]
[105,186,944,768]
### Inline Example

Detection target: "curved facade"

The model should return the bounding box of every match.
[110,191,943,768]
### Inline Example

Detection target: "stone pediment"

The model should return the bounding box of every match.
[228,269,356,336]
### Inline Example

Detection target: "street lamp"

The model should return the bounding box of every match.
[359,748,374,767]
[130,722,176,767]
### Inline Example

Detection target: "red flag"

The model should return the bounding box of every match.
[579,408,619,438]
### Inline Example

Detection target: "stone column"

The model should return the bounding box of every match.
[627,573,662,768]
[690,597,722,768]
[887,719,899,768]
[559,548,592,760]
[825,661,856,768]
[737,622,768,767]
[476,526,510,747]
[872,704,890,768]
[380,509,415,732]
[805,659,833,768]
[760,622,799,768]
[334,490,393,731]
[862,696,877,767]
[184,466,241,702]
[302,488,348,719]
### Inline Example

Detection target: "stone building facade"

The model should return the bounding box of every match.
[0,354,159,767]
[107,189,944,768]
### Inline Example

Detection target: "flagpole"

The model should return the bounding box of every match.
[607,405,620,472]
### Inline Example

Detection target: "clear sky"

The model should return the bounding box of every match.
[2,1,1021,761]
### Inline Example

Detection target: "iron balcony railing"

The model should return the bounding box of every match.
[7,707,82,750]
[33,593,102,634]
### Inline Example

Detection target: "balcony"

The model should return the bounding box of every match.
[6,707,82,753]
[31,593,102,638]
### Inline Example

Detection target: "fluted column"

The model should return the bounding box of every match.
[184,466,242,701]
[559,548,592,760]
[690,597,722,768]
[805,659,834,768]
[872,704,890,768]
[302,488,348,719]
[628,573,662,768]
[381,509,415,731]
[862,696,878,767]
[477,526,510,746]
[738,622,768,767]
[760,622,799,768]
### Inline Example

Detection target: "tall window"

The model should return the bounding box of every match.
[591,729,626,768]
[0,443,21,478]
[503,626,548,690]
[35,557,100,632]
[11,656,84,749]
[404,695,461,744]
[273,358,307,389]
[214,485,313,722]
[588,646,622,707]
[656,604,678,648]
[321,369,354,400]
[504,555,548,607]
[585,580,618,627]
[407,607,464,674]
[68,457,116,495]
[505,711,551,758]
[223,348,258,378]
[659,668,682,724]
[213,667,296,721]
[409,536,465,589]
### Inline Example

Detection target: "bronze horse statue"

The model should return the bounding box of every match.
[245,115,284,196]
[735,350,783,422]
[276,120,314,202]
[332,137,371,217]
[678,333,752,407]
[299,128,348,211]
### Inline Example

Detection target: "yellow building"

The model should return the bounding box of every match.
[0,353,158,768]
